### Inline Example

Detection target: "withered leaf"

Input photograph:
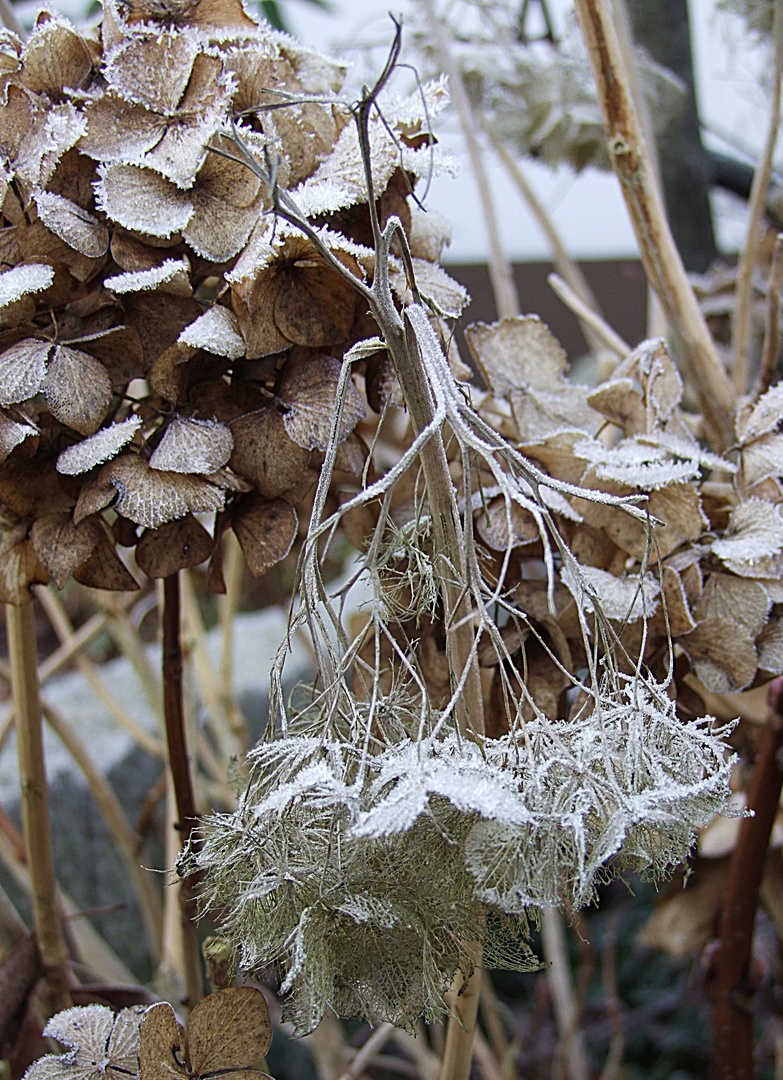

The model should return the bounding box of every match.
[712,498,783,565]
[100,454,225,528]
[135,513,212,577]
[0,338,50,404]
[187,987,271,1075]
[232,494,297,578]
[0,522,50,603]
[43,345,113,435]
[278,354,365,451]
[178,305,245,359]
[33,192,108,259]
[0,263,54,309]
[696,572,771,639]
[229,408,312,499]
[30,511,100,588]
[149,416,233,474]
[465,315,567,397]
[72,519,139,591]
[476,495,540,550]
[57,416,142,475]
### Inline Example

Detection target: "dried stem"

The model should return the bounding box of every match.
[217,531,250,757]
[547,273,631,359]
[734,0,783,396]
[541,908,590,1080]
[336,1023,396,1080]
[439,966,482,1080]
[753,232,783,401]
[711,676,783,1080]
[6,600,71,1019]
[419,0,519,320]
[573,0,735,451]
[161,573,204,1008]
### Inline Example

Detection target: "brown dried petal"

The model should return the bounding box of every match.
[465,315,567,397]
[43,344,113,435]
[652,565,696,637]
[178,306,245,359]
[740,432,783,487]
[634,338,682,421]
[135,513,212,577]
[104,259,192,297]
[270,242,357,349]
[104,31,197,113]
[100,453,224,528]
[96,164,193,238]
[232,494,297,577]
[72,521,140,591]
[0,409,37,463]
[586,378,646,435]
[21,14,92,96]
[74,473,117,523]
[139,1003,187,1080]
[73,325,147,386]
[149,416,233,474]
[712,499,783,564]
[187,987,271,1075]
[81,95,166,164]
[0,338,50,404]
[182,151,260,263]
[696,572,771,639]
[393,258,468,319]
[229,408,312,499]
[680,617,758,692]
[30,511,99,588]
[0,263,54,309]
[757,616,783,674]
[33,191,109,258]
[736,383,783,443]
[0,523,50,603]
[278,354,365,451]
[57,416,142,475]
[476,496,540,550]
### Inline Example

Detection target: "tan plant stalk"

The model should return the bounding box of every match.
[439,968,482,1080]
[733,0,783,396]
[336,1022,396,1080]
[541,908,590,1080]
[104,597,164,724]
[573,0,735,451]
[218,532,250,757]
[419,0,520,321]
[6,600,71,1017]
[40,699,162,966]
[754,232,783,400]
[547,273,631,359]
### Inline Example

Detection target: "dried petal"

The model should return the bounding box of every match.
[43,345,113,435]
[139,1003,187,1080]
[30,511,100,588]
[465,315,566,397]
[187,988,271,1075]
[95,164,193,237]
[680,617,757,692]
[104,32,198,112]
[72,521,140,591]
[104,259,191,296]
[57,416,142,475]
[476,496,540,550]
[563,563,660,622]
[0,263,54,308]
[695,572,771,639]
[740,432,783,487]
[149,415,233,474]
[21,14,92,96]
[229,408,312,499]
[34,191,109,259]
[0,409,37,463]
[135,513,212,577]
[757,617,783,674]
[736,383,783,443]
[178,306,245,358]
[278,354,365,451]
[232,494,297,577]
[712,499,783,564]
[0,522,50,603]
[100,453,224,528]
[0,338,51,404]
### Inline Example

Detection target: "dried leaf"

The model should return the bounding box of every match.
[393,258,469,318]
[465,315,566,397]
[21,14,92,96]
[740,432,783,487]
[43,345,113,435]
[563,563,660,622]
[757,616,783,674]
[138,1003,186,1080]
[232,494,297,577]
[696,572,771,639]
[33,192,108,259]
[229,408,312,499]
[30,511,100,588]
[0,338,51,404]
[187,988,271,1075]
[712,499,783,564]
[135,513,212,577]
[637,859,728,957]
[586,378,646,434]
[178,306,245,359]
[574,437,700,489]
[0,264,53,309]
[57,416,142,475]
[182,150,261,263]
[100,454,224,528]
[104,259,191,297]
[278,354,365,451]
[149,416,233,474]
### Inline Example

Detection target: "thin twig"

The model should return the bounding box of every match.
[7,600,72,1018]
[734,0,783,396]
[573,0,735,451]
[547,273,631,360]
[753,232,783,400]
[711,676,783,1080]
[161,574,204,1008]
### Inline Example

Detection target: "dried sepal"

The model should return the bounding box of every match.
[0,337,51,404]
[57,416,142,475]
[680,617,758,692]
[42,345,113,435]
[20,12,92,97]
[99,453,225,528]
[0,409,37,463]
[736,383,783,443]
[33,191,109,259]
[0,263,54,309]
[135,513,213,577]
[182,147,261,263]
[186,988,271,1074]
[231,493,297,577]
[178,305,245,358]
[465,315,567,398]
[0,521,50,603]
[149,415,233,474]
[29,511,100,588]
[229,408,312,499]
[95,164,194,237]
[712,499,783,566]
[104,258,192,296]
[71,517,139,591]
[278,354,365,451]
[695,572,771,640]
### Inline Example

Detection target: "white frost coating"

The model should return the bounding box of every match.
[562,562,660,622]
[713,498,783,563]
[178,305,246,358]
[56,416,142,475]
[104,258,190,294]
[574,437,701,489]
[0,263,53,308]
